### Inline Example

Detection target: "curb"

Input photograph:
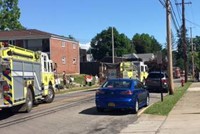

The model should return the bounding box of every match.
[137,103,154,116]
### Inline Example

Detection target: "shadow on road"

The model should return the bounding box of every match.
[79,106,134,116]
[0,110,15,120]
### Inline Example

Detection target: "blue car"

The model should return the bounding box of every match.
[95,78,149,113]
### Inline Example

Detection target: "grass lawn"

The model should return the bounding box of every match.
[55,74,100,95]
[55,84,100,95]
[144,82,192,116]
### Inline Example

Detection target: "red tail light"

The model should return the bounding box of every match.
[3,85,9,91]
[162,79,167,84]
[120,90,133,95]
[96,89,105,95]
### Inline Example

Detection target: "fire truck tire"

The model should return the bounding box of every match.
[11,88,33,113]
[23,88,33,113]
[44,86,55,103]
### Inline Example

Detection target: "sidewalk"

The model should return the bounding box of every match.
[120,82,200,134]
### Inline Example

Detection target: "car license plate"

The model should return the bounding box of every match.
[108,102,115,107]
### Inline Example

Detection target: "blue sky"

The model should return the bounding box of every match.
[18,0,200,49]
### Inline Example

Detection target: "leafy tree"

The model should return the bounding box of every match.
[132,33,162,54]
[193,36,200,52]
[176,58,184,70]
[176,26,190,60]
[197,52,200,70]
[0,0,24,30]
[192,36,200,70]
[90,27,135,61]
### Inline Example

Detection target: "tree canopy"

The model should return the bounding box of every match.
[192,36,200,70]
[132,33,162,54]
[175,26,190,69]
[0,0,24,30]
[90,27,135,61]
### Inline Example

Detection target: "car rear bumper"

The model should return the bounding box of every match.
[146,85,168,92]
[95,98,135,109]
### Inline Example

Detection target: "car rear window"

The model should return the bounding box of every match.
[102,80,132,89]
[148,73,164,78]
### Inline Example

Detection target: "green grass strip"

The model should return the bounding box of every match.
[55,85,99,95]
[144,82,192,116]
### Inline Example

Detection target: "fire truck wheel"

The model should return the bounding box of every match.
[24,89,33,113]
[44,86,55,103]
[15,88,33,113]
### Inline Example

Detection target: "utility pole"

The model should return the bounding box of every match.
[112,27,115,63]
[182,0,188,82]
[166,0,174,94]
[176,1,191,82]
[190,27,194,81]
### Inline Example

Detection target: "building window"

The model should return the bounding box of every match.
[42,39,50,52]
[73,58,76,64]
[62,56,66,64]
[62,41,66,47]
[73,43,76,49]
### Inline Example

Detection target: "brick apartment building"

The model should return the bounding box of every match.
[0,29,80,74]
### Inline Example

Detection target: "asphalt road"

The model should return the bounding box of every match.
[0,88,167,134]
[0,77,183,134]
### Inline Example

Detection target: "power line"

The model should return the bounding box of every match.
[186,19,200,28]
[159,0,166,8]
[170,0,180,32]
[174,0,182,21]
[159,0,180,34]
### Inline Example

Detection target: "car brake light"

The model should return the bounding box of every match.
[162,79,167,83]
[120,90,133,95]
[96,89,105,95]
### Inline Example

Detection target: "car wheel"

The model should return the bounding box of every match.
[96,107,104,112]
[145,96,150,107]
[132,99,139,114]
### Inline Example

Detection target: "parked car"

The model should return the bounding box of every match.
[95,78,149,113]
[145,71,168,93]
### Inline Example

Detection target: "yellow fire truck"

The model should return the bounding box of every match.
[0,42,55,113]
[132,61,149,82]
[99,61,137,84]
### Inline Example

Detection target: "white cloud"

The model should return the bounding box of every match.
[79,42,90,50]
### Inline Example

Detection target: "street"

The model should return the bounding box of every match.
[0,88,166,134]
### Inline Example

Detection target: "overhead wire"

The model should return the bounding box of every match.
[159,0,166,7]
[158,0,180,32]
[170,0,180,32]
[185,19,200,28]
[174,0,182,22]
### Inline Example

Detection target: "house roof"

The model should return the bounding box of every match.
[0,29,78,42]
[100,56,127,63]
[122,53,154,62]
[137,53,155,62]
